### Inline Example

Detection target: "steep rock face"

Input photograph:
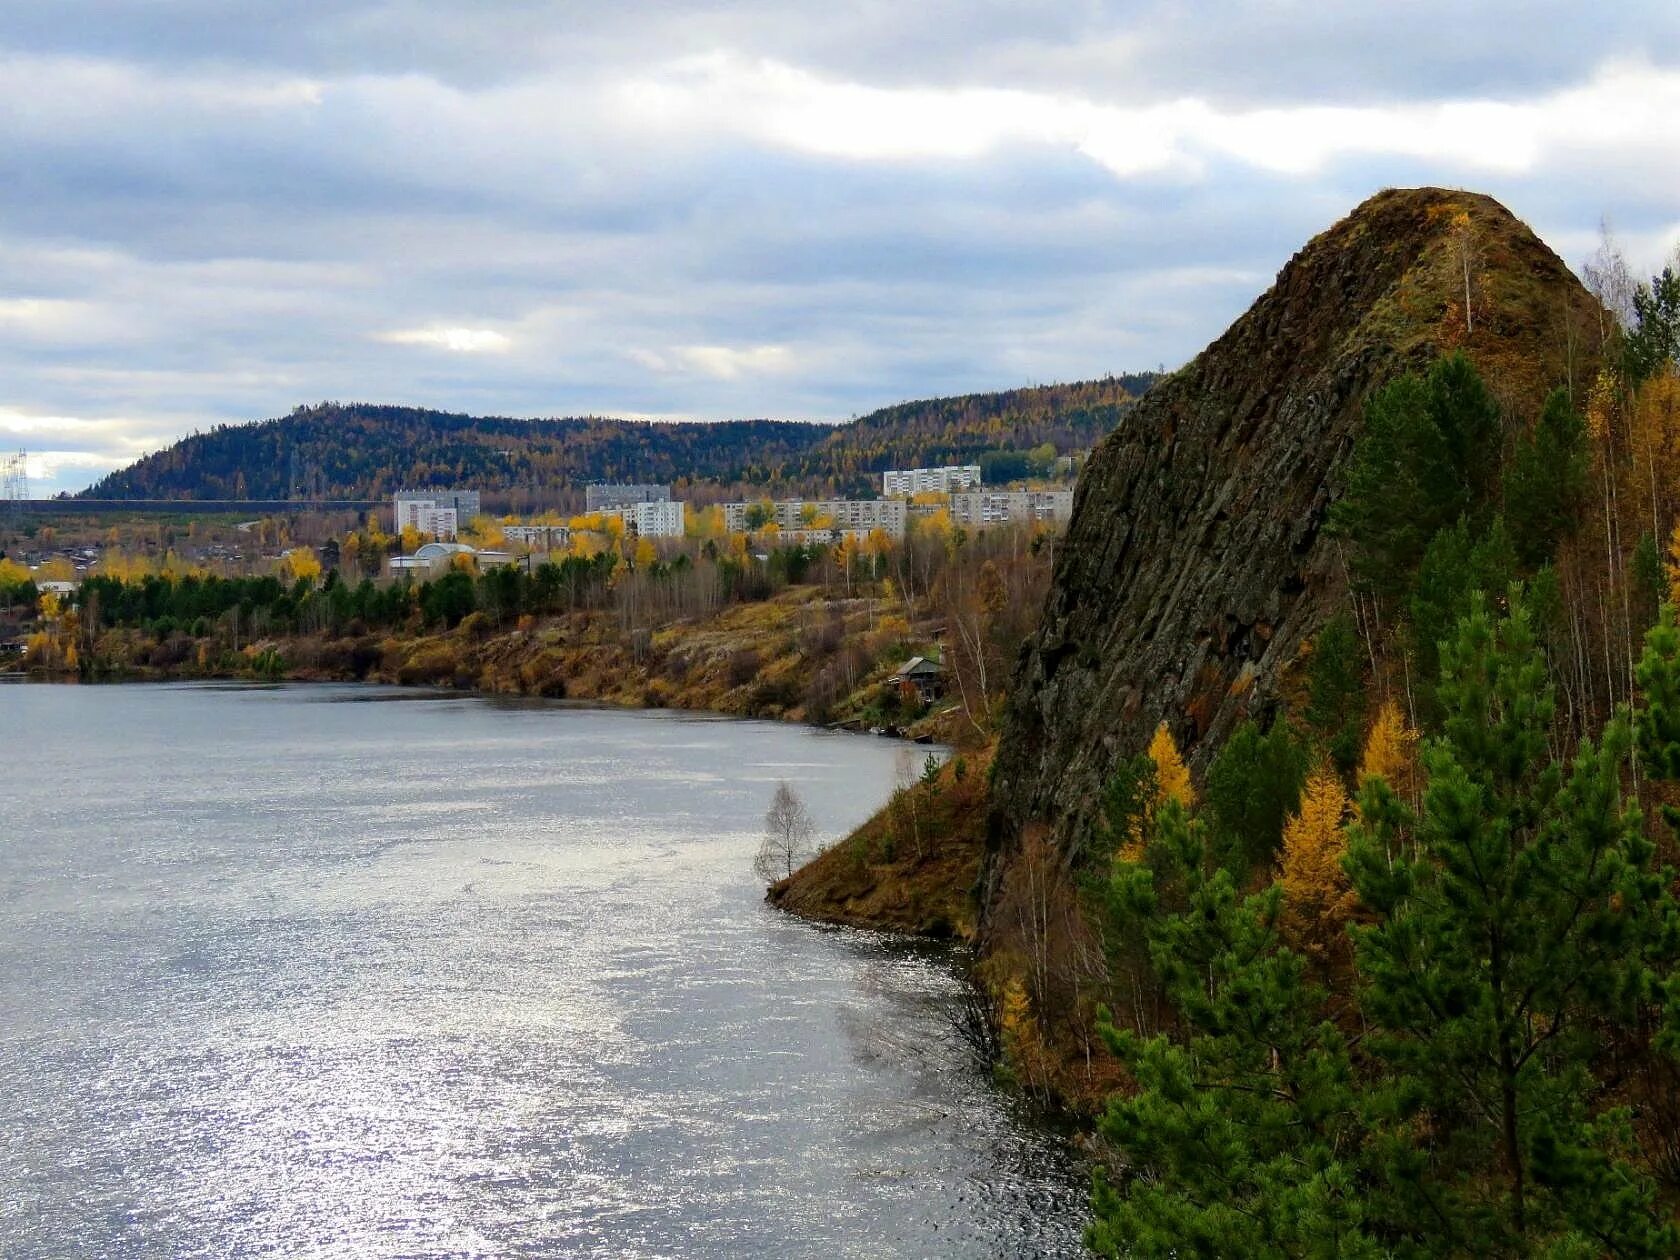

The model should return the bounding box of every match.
[988,187,1601,860]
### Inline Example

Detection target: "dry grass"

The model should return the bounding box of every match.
[768,747,992,940]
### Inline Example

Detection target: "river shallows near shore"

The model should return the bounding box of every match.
[0,682,1087,1258]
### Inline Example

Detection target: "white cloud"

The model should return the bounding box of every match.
[0,407,181,492]
[677,344,792,379]
[376,326,512,353]
[627,343,795,379]
[619,53,1680,180]
[0,51,323,116]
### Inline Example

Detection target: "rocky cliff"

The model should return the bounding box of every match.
[988,187,1603,860]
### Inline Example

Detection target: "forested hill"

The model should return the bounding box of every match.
[77,374,1157,502]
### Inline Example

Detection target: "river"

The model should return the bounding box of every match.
[0,682,1087,1257]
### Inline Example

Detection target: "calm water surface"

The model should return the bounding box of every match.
[0,683,1087,1257]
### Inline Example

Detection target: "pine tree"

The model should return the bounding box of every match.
[1305,611,1366,771]
[1117,722,1196,862]
[1626,266,1680,385]
[1329,353,1502,595]
[1344,590,1677,1254]
[1504,389,1590,568]
[1406,517,1516,716]
[1204,717,1308,877]
[1091,801,1381,1259]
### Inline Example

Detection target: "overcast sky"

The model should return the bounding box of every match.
[3,3,1678,495]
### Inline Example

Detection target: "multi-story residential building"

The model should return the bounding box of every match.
[503,523,572,550]
[881,464,982,496]
[949,489,1074,528]
[394,489,480,539]
[585,483,671,511]
[395,503,458,540]
[722,497,907,539]
[765,527,878,547]
[602,499,686,538]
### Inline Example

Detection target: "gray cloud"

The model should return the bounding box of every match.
[0,3,1677,494]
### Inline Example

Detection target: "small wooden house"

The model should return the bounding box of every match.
[888,655,946,702]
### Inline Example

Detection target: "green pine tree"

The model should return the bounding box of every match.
[1345,589,1676,1255]
[1307,610,1368,773]
[1329,353,1502,595]
[1091,801,1381,1259]
[1204,716,1309,877]
[1406,517,1516,718]
[1504,388,1590,569]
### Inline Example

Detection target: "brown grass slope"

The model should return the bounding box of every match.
[769,747,992,940]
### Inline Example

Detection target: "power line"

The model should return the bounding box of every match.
[1,449,27,528]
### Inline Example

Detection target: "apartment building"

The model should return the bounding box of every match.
[503,523,572,550]
[602,499,686,538]
[949,489,1074,528]
[722,497,907,539]
[393,489,481,540]
[585,483,671,511]
[881,464,982,496]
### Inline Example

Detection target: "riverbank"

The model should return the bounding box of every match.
[768,745,993,942]
[7,584,979,746]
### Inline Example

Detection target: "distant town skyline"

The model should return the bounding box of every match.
[2,2,1678,495]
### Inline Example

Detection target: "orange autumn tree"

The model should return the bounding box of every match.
[1278,762,1354,957]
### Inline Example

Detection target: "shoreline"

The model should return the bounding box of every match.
[0,663,949,743]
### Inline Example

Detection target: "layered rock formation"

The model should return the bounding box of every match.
[988,187,1602,860]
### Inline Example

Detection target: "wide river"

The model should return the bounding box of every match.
[0,683,1087,1257]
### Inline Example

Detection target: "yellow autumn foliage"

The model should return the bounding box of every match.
[1280,764,1355,950]
[997,974,1052,1095]
[280,547,322,583]
[1666,520,1680,608]
[1586,366,1617,443]
[1147,721,1195,811]
[1357,699,1417,797]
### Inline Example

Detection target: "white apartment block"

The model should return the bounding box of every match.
[949,490,1074,529]
[881,464,982,496]
[395,502,459,540]
[603,499,686,538]
[394,489,480,540]
[722,497,907,539]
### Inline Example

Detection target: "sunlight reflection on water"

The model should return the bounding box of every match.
[0,682,1088,1258]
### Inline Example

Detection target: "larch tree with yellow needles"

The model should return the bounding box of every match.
[1278,762,1353,955]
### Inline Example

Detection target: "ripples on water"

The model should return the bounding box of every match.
[0,683,1088,1257]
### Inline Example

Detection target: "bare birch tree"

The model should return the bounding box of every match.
[755,781,817,884]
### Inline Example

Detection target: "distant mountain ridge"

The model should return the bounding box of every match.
[78,375,1158,503]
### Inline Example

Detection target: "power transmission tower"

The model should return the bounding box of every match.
[1,448,26,529]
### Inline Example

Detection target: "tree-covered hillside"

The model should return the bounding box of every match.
[78,374,1157,502]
